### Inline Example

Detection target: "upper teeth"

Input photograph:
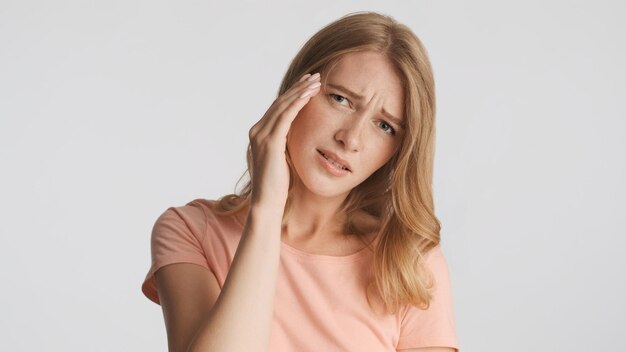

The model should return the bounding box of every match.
[321,152,349,170]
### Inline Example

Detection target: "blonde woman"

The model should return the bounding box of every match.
[141,11,459,352]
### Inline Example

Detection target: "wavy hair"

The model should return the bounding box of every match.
[212,11,440,314]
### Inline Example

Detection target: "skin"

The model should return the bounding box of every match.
[283,50,406,254]
[154,51,456,352]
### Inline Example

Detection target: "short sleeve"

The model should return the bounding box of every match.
[140,200,210,305]
[397,245,460,351]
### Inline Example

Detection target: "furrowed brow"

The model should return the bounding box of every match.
[382,110,405,129]
[326,83,405,129]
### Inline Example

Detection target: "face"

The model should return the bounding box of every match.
[286,50,405,199]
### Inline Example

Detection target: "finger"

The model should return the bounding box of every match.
[251,73,315,136]
[251,73,321,140]
[261,73,320,134]
[269,80,321,137]
[298,82,321,99]
[272,73,315,108]
[283,72,320,101]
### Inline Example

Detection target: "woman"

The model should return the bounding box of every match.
[141,11,459,352]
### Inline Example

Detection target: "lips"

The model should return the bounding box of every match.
[317,149,352,171]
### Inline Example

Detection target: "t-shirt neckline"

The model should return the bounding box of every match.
[227,201,377,263]
[279,236,376,263]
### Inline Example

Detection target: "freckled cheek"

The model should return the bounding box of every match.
[288,107,328,146]
[297,104,339,129]
[364,142,397,164]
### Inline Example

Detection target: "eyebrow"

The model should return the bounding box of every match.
[326,83,405,128]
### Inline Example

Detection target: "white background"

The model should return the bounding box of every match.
[1,1,624,351]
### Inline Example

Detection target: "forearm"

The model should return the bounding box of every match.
[188,204,282,352]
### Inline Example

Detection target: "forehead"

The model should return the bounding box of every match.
[324,51,404,117]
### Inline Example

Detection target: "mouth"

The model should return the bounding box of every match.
[317,149,351,172]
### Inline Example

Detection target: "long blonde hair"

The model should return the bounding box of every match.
[213,11,440,314]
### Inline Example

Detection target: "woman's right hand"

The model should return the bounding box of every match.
[247,72,321,210]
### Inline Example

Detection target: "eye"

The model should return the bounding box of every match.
[378,120,396,136]
[328,93,350,107]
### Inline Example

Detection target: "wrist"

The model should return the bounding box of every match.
[249,194,286,213]
[247,200,285,222]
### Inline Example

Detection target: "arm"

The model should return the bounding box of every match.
[187,206,282,351]
[155,206,282,352]
[155,205,281,352]
[153,72,322,352]
[155,263,221,352]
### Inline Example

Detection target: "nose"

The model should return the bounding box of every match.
[334,112,368,152]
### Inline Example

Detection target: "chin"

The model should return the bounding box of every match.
[294,173,352,199]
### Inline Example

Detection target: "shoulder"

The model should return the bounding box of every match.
[164,197,242,228]
[422,245,449,274]
[150,198,231,247]
[396,244,458,350]
[150,198,211,242]
[181,198,216,218]
[142,199,216,304]
[186,197,247,251]
[418,244,453,299]
[158,198,213,225]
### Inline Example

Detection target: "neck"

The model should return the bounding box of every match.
[282,177,350,242]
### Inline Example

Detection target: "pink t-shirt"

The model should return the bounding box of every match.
[141,198,459,351]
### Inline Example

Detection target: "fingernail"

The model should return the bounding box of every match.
[306,81,321,89]
[306,72,320,81]
[299,90,314,99]
[299,82,321,98]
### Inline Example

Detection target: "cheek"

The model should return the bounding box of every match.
[363,141,399,169]
[287,109,317,153]
[291,101,333,133]
[287,116,307,149]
